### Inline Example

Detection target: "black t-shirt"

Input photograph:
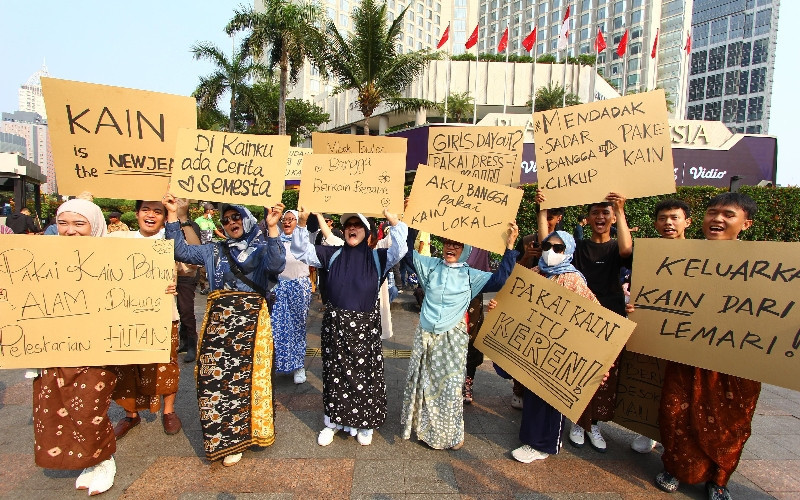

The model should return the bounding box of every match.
[573,239,632,316]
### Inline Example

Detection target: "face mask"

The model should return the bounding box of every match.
[542,249,566,267]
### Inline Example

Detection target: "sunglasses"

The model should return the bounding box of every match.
[541,241,566,253]
[221,213,243,225]
[344,220,364,229]
[443,240,464,249]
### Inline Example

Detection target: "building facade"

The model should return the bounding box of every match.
[685,0,780,133]
[1,112,55,194]
[18,61,50,119]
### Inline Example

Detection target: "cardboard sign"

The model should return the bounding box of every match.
[532,89,675,208]
[311,132,407,155]
[475,265,637,421]
[170,129,290,205]
[613,351,666,443]
[427,126,524,186]
[404,164,523,254]
[285,147,312,181]
[0,236,174,369]
[41,77,196,200]
[627,239,800,391]
[297,153,405,216]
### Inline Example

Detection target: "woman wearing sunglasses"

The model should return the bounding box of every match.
[163,195,286,467]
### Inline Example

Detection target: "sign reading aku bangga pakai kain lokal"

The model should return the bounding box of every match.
[612,351,666,443]
[532,89,675,209]
[0,236,175,369]
[404,164,523,254]
[297,153,405,217]
[311,132,407,154]
[626,238,800,391]
[475,265,637,422]
[427,126,525,186]
[285,147,312,181]
[41,77,196,200]
[170,129,290,206]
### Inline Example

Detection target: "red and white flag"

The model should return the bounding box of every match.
[616,29,629,57]
[465,24,479,49]
[651,29,659,58]
[557,6,570,50]
[498,27,509,52]
[522,26,537,52]
[437,24,450,49]
[684,31,692,54]
[595,28,606,53]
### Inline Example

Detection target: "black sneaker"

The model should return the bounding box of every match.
[707,482,732,500]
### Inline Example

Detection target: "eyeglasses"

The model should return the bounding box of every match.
[541,241,566,253]
[443,240,464,249]
[282,217,297,223]
[221,213,243,225]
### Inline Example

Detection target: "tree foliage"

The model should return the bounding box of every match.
[439,91,474,122]
[527,82,582,111]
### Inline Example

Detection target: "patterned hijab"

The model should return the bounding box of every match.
[537,230,585,283]
[57,199,107,237]
[219,204,264,264]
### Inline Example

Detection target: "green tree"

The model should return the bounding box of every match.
[439,91,474,122]
[527,82,582,111]
[226,0,328,136]
[323,0,434,133]
[191,42,266,132]
[243,79,329,144]
[536,54,557,63]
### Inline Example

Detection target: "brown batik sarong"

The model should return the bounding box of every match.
[112,321,180,413]
[33,367,117,469]
[196,290,275,461]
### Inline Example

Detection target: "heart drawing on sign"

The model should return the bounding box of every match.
[324,195,331,202]
[178,176,195,192]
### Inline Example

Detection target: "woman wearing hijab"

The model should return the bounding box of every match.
[32,199,118,495]
[400,222,519,450]
[162,195,286,467]
[506,230,602,463]
[291,208,407,447]
[271,210,312,384]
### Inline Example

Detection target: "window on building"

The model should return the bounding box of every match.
[631,0,642,6]
[597,7,606,19]
[552,0,560,7]
[688,77,705,102]
[727,42,742,67]
[550,39,558,50]
[710,18,728,44]
[631,9,642,24]
[725,71,740,95]
[581,0,590,9]
[538,26,547,39]
[738,70,749,95]
[326,6,335,18]
[631,27,642,40]
[613,16,624,29]
[580,27,589,40]
[741,41,751,66]
[630,43,641,55]
[708,46,725,71]
[539,15,546,27]
[627,73,639,87]
[581,13,589,26]
[628,57,640,71]
[409,11,414,21]
[417,3,423,12]
[750,67,766,93]
[427,9,433,19]
[729,12,744,38]
[580,43,590,54]
[436,14,440,24]
[723,99,738,123]
[746,124,763,133]
[752,38,768,64]
[551,11,560,23]
[610,78,622,89]
[614,1,623,14]
[694,22,709,48]
[687,104,704,120]
[755,8,772,36]
[704,101,721,121]
[340,13,348,26]
[408,36,413,45]
[427,21,432,30]
[538,3,547,14]
[691,50,707,75]
[340,0,348,9]
[597,51,606,64]
[407,22,413,32]
[706,73,723,99]
[737,99,746,123]
[537,42,545,55]
[610,63,621,75]
[417,28,422,37]
[748,96,764,121]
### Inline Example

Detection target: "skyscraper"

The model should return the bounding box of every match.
[18,61,50,119]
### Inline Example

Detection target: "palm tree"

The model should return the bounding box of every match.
[527,82,582,111]
[191,42,267,132]
[226,0,327,136]
[439,91,474,123]
[324,0,434,134]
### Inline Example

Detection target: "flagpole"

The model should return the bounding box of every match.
[503,35,509,114]
[592,52,598,102]
[443,24,451,124]
[562,47,567,107]
[473,43,478,124]
[530,48,536,113]
[651,30,659,91]
[622,49,628,96]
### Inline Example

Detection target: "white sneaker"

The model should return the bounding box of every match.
[75,465,95,490]
[510,394,523,409]
[569,423,585,448]
[222,453,242,467]
[631,434,656,453]
[87,456,116,496]
[588,424,607,452]
[318,427,339,446]
[293,368,306,384]
[511,445,549,463]
[356,429,373,446]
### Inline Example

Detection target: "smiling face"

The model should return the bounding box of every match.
[222,208,244,239]
[343,216,366,247]
[442,239,464,264]
[136,201,166,237]
[655,208,691,239]
[57,212,92,236]
[281,213,297,235]
[588,204,616,237]
[703,204,752,240]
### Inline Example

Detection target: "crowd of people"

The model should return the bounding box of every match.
[2,188,763,500]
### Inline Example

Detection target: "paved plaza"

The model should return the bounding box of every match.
[1,291,798,499]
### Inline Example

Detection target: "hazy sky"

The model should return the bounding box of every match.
[2,0,798,185]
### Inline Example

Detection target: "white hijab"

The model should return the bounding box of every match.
[57,198,107,237]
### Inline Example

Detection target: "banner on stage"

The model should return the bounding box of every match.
[427,126,524,186]
[0,236,175,369]
[532,89,675,209]
[475,265,637,422]
[404,164,523,253]
[627,238,800,391]
[41,77,196,200]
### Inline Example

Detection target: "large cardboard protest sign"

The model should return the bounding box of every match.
[41,78,196,200]
[170,129,290,205]
[285,147,312,181]
[311,132,407,155]
[627,239,800,391]
[532,90,675,209]
[613,351,666,442]
[475,265,637,421]
[0,236,174,369]
[297,153,405,216]
[427,126,525,186]
[404,164,523,253]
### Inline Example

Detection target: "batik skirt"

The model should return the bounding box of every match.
[33,367,117,469]
[196,290,275,462]
[401,321,468,449]
[321,303,386,429]
[271,277,312,373]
